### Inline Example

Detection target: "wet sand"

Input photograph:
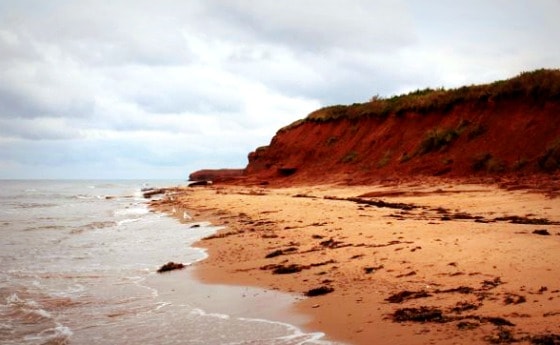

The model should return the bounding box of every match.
[151,181,560,344]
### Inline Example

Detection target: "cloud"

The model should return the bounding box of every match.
[205,1,415,52]
[0,0,558,179]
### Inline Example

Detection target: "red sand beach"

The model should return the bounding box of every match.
[151,180,560,344]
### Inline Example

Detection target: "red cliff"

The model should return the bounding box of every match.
[243,69,560,185]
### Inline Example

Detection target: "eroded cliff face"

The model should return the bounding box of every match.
[188,69,560,185]
[245,98,560,185]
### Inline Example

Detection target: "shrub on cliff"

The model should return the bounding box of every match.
[281,69,560,131]
[538,139,560,172]
[417,128,461,155]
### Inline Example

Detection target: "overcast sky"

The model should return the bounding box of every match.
[1,0,558,179]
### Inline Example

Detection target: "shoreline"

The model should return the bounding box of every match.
[151,180,560,344]
[148,199,332,343]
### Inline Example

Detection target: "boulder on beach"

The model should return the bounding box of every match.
[143,188,165,199]
[157,261,185,273]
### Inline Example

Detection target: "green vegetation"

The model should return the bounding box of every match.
[325,136,338,146]
[281,69,560,130]
[376,150,392,168]
[486,157,506,173]
[442,157,454,165]
[471,153,493,171]
[414,119,470,156]
[341,150,358,163]
[471,153,505,172]
[416,127,461,155]
[513,157,528,170]
[538,138,560,172]
[399,152,412,163]
[466,123,487,140]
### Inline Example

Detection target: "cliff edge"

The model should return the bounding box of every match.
[242,69,560,185]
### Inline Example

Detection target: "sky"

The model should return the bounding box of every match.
[0,0,559,179]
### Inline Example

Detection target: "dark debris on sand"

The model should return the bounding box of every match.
[386,290,431,303]
[157,261,185,273]
[264,247,298,258]
[392,307,447,323]
[305,286,335,297]
[532,229,551,236]
[530,334,560,345]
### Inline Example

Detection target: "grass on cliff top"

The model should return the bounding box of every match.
[283,69,560,129]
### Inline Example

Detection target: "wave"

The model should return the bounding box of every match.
[13,202,58,209]
[1,290,73,345]
[70,221,118,234]
[23,224,68,232]
[188,308,334,345]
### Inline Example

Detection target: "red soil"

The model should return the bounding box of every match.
[244,99,560,185]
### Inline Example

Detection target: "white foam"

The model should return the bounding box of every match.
[154,302,171,311]
[5,293,24,305]
[190,308,231,320]
[25,323,73,342]
[0,322,13,330]
[54,324,73,337]
[237,317,328,344]
[114,207,149,217]
[128,275,160,298]
[31,308,52,319]
[117,218,141,226]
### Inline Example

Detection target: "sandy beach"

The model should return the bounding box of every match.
[151,180,560,344]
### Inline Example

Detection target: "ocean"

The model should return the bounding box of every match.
[0,180,336,345]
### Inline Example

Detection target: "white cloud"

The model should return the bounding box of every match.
[0,0,558,178]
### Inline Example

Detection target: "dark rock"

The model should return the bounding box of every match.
[450,301,480,313]
[530,334,560,345]
[188,180,210,187]
[189,169,244,182]
[436,286,475,294]
[143,188,165,199]
[494,216,555,225]
[485,328,517,344]
[364,265,384,274]
[481,277,503,289]
[265,249,285,258]
[483,317,515,326]
[157,261,185,273]
[264,247,297,259]
[272,264,303,274]
[457,321,480,330]
[396,271,417,278]
[386,290,431,303]
[346,197,417,211]
[305,286,334,297]
[503,294,526,305]
[319,238,344,248]
[533,229,551,236]
[392,307,446,323]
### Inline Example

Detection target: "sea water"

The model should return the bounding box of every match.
[0,180,336,345]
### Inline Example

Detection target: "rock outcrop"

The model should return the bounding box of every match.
[189,169,245,182]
